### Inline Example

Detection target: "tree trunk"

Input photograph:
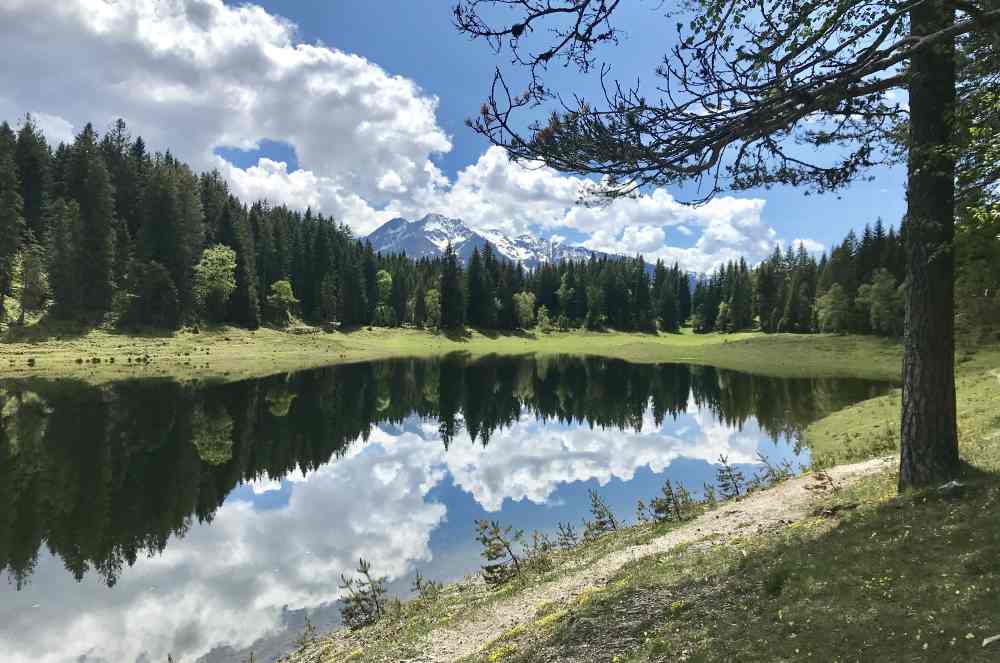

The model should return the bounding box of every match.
[899,0,959,490]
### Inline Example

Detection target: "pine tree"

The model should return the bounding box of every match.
[716,455,746,500]
[47,199,82,318]
[17,230,48,324]
[338,558,388,630]
[466,246,486,326]
[14,115,51,240]
[0,134,25,322]
[474,520,523,587]
[363,242,377,325]
[582,489,619,541]
[66,124,116,318]
[439,243,464,330]
[220,201,260,328]
[633,262,655,331]
[658,285,679,332]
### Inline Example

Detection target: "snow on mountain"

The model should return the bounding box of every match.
[366,214,604,269]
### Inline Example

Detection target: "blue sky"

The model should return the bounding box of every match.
[238,1,906,245]
[0,0,907,271]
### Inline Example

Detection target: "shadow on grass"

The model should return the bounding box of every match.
[504,467,1000,663]
[472,327,538,341]
[2,316,101,343]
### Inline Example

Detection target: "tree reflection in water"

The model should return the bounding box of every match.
[0,355,890,589]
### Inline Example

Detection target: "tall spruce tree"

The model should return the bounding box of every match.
[0,128,25,322]
[466,246,486,326]
[440,242,465,330]
[47,198,82,318]
[66,124,116,318]
[14,115,51,240]
[220,200,260,329]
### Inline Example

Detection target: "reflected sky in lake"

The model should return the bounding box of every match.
[0,356,892,663]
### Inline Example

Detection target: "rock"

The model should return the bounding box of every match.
[938,480,966,498]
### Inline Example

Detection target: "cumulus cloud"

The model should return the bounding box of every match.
[0,0,820,267]
[436,148,794,272]
[0,0,450,234]
[441,409,762,511]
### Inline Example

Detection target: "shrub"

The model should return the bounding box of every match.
[475,520,524,587]
[339,558,388,630]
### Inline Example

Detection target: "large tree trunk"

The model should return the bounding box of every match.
[899,0,959,489]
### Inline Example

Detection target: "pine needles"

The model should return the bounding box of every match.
[339,558,388,630]
[475,519,524,587]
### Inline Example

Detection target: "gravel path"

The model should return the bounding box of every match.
[392,456,894,662]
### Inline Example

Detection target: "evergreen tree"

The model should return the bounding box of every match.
[657,281,679,332]
[466,246,486,326]
[633,262,655,331]
[17,230,48,324]
[14,115,51,240]
[0,131,24,322]
[363,242,377,325]
[121,260,181,329]
[220,202,260,328]
[46,199,82,318]
[66,124,116,318]
[439,243,464,330]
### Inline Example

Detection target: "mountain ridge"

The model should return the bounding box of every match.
[366,213,611,269]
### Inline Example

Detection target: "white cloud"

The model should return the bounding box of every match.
[0,0,820,270]
[0,0,450,234]
[441,409,761,511]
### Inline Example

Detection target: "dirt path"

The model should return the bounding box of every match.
[379,455,892,663]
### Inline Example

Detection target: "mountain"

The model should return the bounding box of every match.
[366,213,602,269]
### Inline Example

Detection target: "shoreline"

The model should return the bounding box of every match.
[0,325,904,385]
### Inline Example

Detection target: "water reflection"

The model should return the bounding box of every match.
[0,356,890,663]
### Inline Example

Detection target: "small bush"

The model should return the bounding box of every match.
[475,520,524,587]
[339,558,388,630]
[583,489,619,541]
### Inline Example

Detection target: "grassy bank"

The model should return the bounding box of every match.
[0,323,903,384]
[276,343,999,663]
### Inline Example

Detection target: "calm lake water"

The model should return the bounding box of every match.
[0,355,892,663]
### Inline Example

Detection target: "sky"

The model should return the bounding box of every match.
[0,0,907,273]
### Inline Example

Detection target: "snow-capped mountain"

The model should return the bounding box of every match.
[366,214,603,269]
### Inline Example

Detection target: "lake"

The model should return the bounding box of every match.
[0,355,892,663]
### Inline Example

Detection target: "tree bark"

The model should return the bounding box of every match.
[899,0,959,489]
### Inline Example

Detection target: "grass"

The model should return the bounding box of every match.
[0,322,903,384]
[292,517,698,663]
[457,345,1000,663]
[805,345,1000,469]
